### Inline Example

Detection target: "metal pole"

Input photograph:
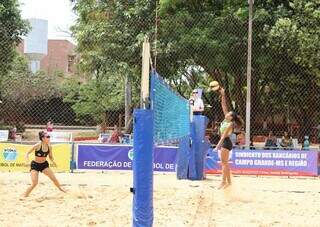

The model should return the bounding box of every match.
[245,0,253,147]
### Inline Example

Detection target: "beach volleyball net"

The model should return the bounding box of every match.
[150,70,190,144]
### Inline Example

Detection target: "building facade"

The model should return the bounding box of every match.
[18,39,76,75]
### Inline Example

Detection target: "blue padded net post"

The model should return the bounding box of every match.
[176,136,191,179]
[132,109,154,227]
[178,115,210,180]
[191,115,210,180]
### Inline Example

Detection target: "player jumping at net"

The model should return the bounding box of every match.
[23,131,66,197]
[215,87,244,189]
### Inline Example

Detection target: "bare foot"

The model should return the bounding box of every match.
[218,182,227,189]
[60,188,67,193]
[224,183,232,189]
[22,192,30,198]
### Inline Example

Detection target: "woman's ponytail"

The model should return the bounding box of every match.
[231,111,244,129]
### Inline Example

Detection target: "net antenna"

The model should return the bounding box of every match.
[141,36,151,109]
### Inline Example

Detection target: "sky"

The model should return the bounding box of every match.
[19,0,77,39]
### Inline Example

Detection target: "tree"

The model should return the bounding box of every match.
[70,0,319,138]
[2,55,61,102]
[69,0,156,126]
[266,0,320,138]
[62,72,125,124]
[0,0,29,97]
[268,0,320,77]
[156,0,285,121]
[0,54,66,124]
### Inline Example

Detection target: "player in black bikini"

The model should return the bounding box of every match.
[23,131,66,197]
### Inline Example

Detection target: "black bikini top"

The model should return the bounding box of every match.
[35,144,49,157]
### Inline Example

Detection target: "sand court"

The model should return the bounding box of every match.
[0,172,319,227]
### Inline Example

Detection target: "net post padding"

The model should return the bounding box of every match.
[192,115,210,180]
[177,115,210,180]
[176,136,191,179]
[132,109,154,227]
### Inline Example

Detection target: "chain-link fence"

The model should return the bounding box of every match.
[1,0,319,145]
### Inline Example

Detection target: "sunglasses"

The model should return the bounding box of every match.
[45,136,51,138]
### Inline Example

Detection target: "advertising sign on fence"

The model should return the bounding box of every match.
[0,143,71,172]
[77,144,177,172]
[206,149,318,176]
[48,131,73,142]
[0,130,9,142]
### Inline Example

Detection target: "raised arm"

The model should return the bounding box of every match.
[220,88,229,115]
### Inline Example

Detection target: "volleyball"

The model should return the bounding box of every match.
[209,81,220,91]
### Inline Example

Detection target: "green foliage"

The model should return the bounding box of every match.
[70,0,320,135]
[71,0,156,74]
[157,0,320,129]
[0,0,29,92]
[62,72,125,123]
[2,54,61,104]
[69,0,157,122]
[157,0,256,115]
[268,0,320,76]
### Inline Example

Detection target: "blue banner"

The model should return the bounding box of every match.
[77,145,319,176]
[206,149,318,176]
[77,145,177,172]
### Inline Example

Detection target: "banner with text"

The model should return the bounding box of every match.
[77,145,177,172]
[205,149,318,176]
[0,143,71,172]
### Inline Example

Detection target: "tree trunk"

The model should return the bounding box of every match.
[124,74,132,130]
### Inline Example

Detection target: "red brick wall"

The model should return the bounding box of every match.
[17,39,76,75]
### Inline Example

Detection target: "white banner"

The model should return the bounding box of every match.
[0,130,9,142]
[48,131,73,142]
